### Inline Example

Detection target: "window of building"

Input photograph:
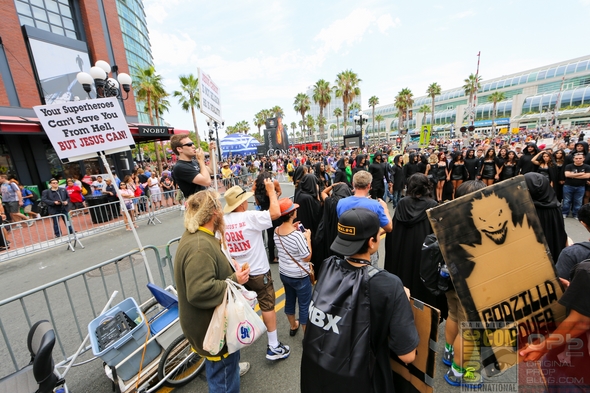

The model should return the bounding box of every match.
[0,138,17,179]
[576,61,588,73]
[566,63,577,75]
[14,0,78,39]
[537,70,547,80]
[555,65,566,77]
[527,72,537,83]
[546,68,556,79]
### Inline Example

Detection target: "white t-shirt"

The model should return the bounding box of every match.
[224,210,273,275]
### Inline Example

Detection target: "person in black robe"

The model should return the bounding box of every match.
[524,172,567,263]
[294,174,321,236]
[368,152,388,200]
[333,157,353,189]
[312,183,352,278]
[518,143,540,175]
[464,149,479,180]
[292,165,308,201]
[385,173,447,318]
[314,162,331,194]
[403,153,420,180]
[390,155,405,207]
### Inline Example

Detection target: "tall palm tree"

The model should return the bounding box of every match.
[312,79,332,140]
[463,73,482,123]
[368,95,379,140]
[330,124,337,143]
[236,120,250,134]
[306,114,315,143]
[290,121,297,143]
[334,70,361,135]
[333,107,342,142]
[394,88,413,132]
[374,114,385,143]
[418,104,430,126]
[426,82,441,139]
[173,74,201,145]
[298,120,306,142]
[488,91,506,142]
[254,110,266,137]
[293,93,310,134]
[316,115,327,146]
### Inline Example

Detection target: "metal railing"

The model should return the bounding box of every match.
[161,237,181,286]
[0,196,183,262]
[0,245,171,379]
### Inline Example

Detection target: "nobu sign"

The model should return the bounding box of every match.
[138,125,169,136]
[34,97,134,161]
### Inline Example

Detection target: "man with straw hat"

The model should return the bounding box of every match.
[223,180,291,361]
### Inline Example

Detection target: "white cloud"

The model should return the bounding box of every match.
[145,4,167,24]
[150,31,198,67]
[376,15,400,34]
[452,10,475,19]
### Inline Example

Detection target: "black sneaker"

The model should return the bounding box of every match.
[266,342,290,360]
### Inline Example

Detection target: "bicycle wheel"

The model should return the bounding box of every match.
[157,334,204,387]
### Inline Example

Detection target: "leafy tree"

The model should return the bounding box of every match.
[334,70,361,135]
[368,95,379,141]
[312,79,331,139]
[463,73,482,123]
[173,74,201,145]
[426,82,441,138]
[294,93,310,133]
[488,91,506,141]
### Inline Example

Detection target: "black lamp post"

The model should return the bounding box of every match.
[353,111,368,145]
[207,120,224,162]
[76,60,132,100]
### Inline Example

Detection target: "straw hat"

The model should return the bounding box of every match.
[223,185,254,213]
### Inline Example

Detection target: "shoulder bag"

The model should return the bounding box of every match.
[276,230,316,285]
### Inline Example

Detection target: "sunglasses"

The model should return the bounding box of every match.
[182,142,195,147]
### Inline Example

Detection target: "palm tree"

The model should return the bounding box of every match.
[375,114,384,143]
[368,95,379,140]
[226,125,238,134]
[295,131,301,143]
[334,70,361,135]
[290,121,297,143]
[488,91,506,142]
[254,110,266,137]
[330,124,337,144]
[173,74,201,145]
[306,114,315,143]
[312,79,331,140]
[316,115,327,146]
[463,73,482,124]
[418,104,430,126]
[271,105,284,118]
[237,120,250,134]
[333,107,342,142]
[426,82,441,139]
[134,65,167,172]
[293,93,310,133]
[394,88,413,133]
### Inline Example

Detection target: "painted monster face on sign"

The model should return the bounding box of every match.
[470,193,511,245]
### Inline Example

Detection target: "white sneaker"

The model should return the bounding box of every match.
[36,214,41,219]
[27,221,34,227]
[239,362,250,377]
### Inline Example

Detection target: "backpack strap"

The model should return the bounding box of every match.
[366,265,381,278]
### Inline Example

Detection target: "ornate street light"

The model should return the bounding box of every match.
[76,60,132,100]
[353,111,368,145]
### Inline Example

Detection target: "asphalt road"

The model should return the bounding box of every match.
[0,182,587,393]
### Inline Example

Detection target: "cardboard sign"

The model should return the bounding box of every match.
[33,97,134,162]
[427,176,566,376]
[391,299,439,393]
[198,68,222,123]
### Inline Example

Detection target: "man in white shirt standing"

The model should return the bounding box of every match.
[223,181,290,361]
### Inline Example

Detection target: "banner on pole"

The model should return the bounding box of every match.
[33,97,134,162]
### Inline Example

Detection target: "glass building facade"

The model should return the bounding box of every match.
[115,0,153,124]
[14,0,79,39]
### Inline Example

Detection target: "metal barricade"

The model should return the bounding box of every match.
[161,236,181,286]
[0,245,169,379]
[0,214,83,261]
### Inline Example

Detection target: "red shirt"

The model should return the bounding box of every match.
[66,185,83,203]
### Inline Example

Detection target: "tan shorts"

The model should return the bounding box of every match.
[446,289,467,324]
[23,205,32,214]
[245,270,275,312]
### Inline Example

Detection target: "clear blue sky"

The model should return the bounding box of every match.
[143,0,590,138]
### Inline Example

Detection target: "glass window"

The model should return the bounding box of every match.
[62,16,74,30]
[50,25,64,35]
[490,82,497,90]
[15,1,32,16]
[537,70,547,80]
[559,90,574,107]
[546,68,556,78]
[0,137,18,179]
[483,83,490,92]
[19,15,34,26]
[540,95,551,111]
[30,0,43,6]
[519,75,528,84]
[576,61,588,72]
[527,72,537,83]
[521,98,532,113]
[511,77,520,85]
[47,11,61,25]
[571,88,585,107]
[31,6,47,21]
[531,96,542,112]
[65,29,76,39]
[582,87,590,105]
[35,20,50,31]
[45,0,59,13]
[566,63,577,74]
[555,65,566,77]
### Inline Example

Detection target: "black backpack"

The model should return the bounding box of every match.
[420,233,450,295]
[301,256,380,392]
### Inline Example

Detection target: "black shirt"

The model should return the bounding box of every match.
[173,159,206,198]
[564,163,590,187]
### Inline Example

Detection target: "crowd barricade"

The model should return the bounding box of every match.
[219,174,255,189]
[161,236,181,286]
[0,245,170,379]
[0,214,82,261]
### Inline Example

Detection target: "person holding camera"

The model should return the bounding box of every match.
[41,178,74,238]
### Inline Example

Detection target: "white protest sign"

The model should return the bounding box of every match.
[33,97,134,162]
[198,68,222,123]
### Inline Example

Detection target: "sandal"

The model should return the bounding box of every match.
[289,321,300,336]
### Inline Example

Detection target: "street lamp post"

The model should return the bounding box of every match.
[353,111,368,147]
[76,60,132,100]
[206,120,224,162]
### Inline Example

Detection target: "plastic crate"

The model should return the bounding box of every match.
[88,298,161,381]
[150,305,183,349]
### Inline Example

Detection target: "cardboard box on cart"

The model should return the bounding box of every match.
[426,175,567,377]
